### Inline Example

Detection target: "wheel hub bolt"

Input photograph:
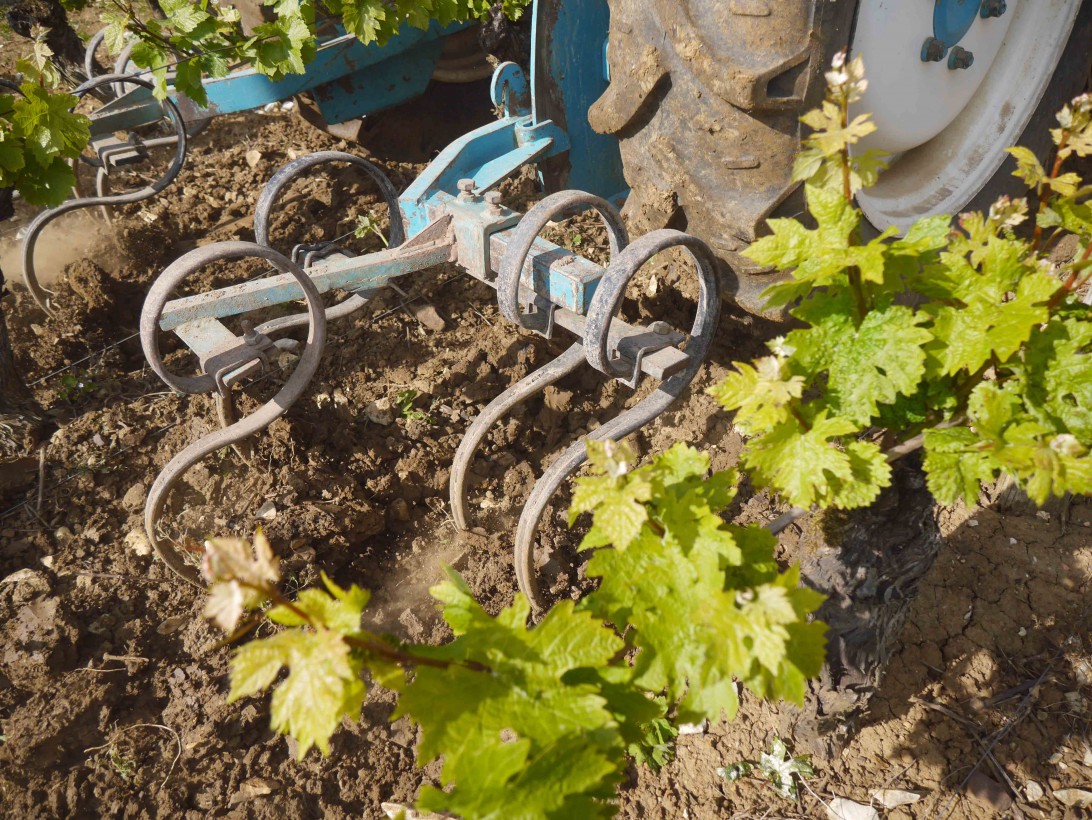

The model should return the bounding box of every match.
[980,0,1006,18]
[457,178,478,202]
[484,191,504,215]
[920,36,948,63]
[948,45,974,70]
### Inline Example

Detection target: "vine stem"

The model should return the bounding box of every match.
[1047,239,1092,309]
[1031,130,1070,253]
[234,579,490,673]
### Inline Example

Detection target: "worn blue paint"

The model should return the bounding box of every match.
[182,20,467,123]
[531,0,624,199]
[933,0,980,47]
[163,0,629,355]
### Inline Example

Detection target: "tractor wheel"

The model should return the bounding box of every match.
[591,0,1092,317]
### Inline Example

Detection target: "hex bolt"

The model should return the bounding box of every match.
[484,191,504,215]
[241,319,258,346]
[457,178,478,202]
[920,36,948,63]
[948,46,974,70]
[980,0,1006,18]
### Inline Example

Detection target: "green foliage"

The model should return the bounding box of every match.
[104,0,532,106]
[0,33,91,206]
[712,58,1092,509]
[1,0,531,203]
[203,444,826,818]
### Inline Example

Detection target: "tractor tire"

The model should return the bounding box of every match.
[591,0,1092,317]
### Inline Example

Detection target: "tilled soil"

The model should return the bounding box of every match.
[0,108,1090,820]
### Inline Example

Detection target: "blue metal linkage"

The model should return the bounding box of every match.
[185,20,466,124]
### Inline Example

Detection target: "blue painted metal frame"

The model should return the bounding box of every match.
[187,20,467,124]
[159,0,628,349]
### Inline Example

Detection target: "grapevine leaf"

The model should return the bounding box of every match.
[923,427,997,505]
[569,440,651,549]
[229,627,366,758]
[396,571,625,817]
[707,356,805,435]
[267,573,368,634]
[742,413,890,509]
[825,304,932,424]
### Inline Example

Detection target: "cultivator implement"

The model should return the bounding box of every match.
[138,0,724,607]
[19,17,485,314]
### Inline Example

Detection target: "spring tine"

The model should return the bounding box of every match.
[513,229,722,611]
[254,151,406,251]
[496,190,627,335]
[449,342,585,531]
[142,243,327,585]
[21,74,187,314]
[214,388,254,460]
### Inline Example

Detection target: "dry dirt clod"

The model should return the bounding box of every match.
[410,303,447,332]
[245,150,262,169]
[366,398,395,426]
[121,482,146,511]
[965,771,1013,811]
[229,777,281,805]
[124,529,152,557]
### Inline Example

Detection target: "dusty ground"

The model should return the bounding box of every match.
[0,102,1089,820]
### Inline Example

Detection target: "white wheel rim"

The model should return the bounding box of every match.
[851,0,1081,232]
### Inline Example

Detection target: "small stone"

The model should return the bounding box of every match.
[255,500,277,522]
[968,518,979,527]
[173,667,186,682]
[1054,789,1092,809]
[871,789,920,809]
[124,529,152,557]
[245,149,262,169]
[365,398,395,426]
[1018,627,1027,637]
[156,615,188,635]
[677,720,707,735]
[411,303,447,332]
[54,526,73,544]
[1025,781,1044,802]
[121,482,146,511]
[1037,510,1052,521]
[40,555,54,569]
[1,568,48,593]
[229,777,280,805]
[1009,537,1018,545]
[92,433,106,447]
[388,498,411,523]
[825,798,879,820]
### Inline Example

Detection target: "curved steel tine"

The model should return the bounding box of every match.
[21,74,187,314]
[513,229,722,612]
[448,190,631,532]
[450,343,585,531]
[84,29,108,85]
[142,242,327,585]
[254,150,406,251]
[497,190,627,335]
